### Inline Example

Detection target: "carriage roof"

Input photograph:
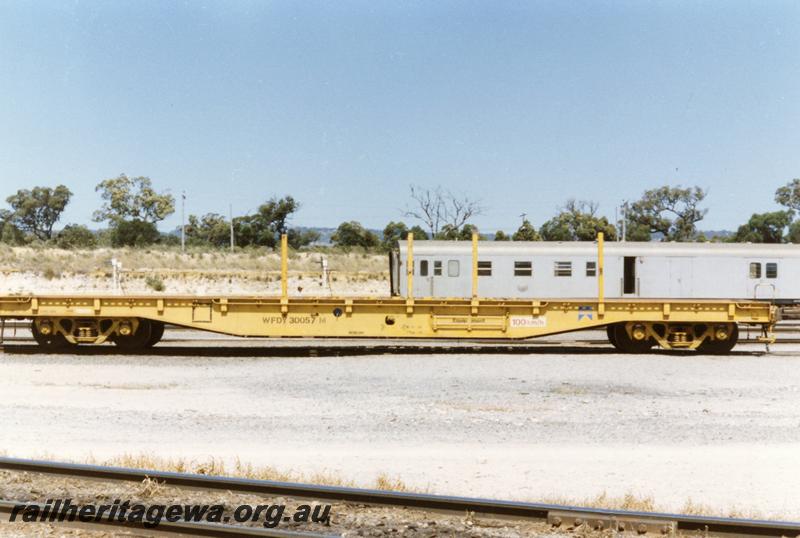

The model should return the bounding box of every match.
[397,240,800,258]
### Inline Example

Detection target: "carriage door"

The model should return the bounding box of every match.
[751,262,777,299]
[668,257,693,297]
[623,256,638,296]
[390,251,400,296]
[419,259,434,296]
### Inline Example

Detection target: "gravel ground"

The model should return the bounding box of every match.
[1,331,799,522]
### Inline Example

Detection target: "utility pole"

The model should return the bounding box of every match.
[621,201,628,242]
[229,203,234,252]
[519,213,527,224]
[181,191,186,251]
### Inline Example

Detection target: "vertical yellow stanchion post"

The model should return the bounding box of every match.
[281,233,288,314]
[471,232,478,299]
[471,232,479,315]
[406,232,414,313]
[597,232,605,318]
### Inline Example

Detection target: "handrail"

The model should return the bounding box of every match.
[406,232,414,301]
[597,232,605,317]
[471,232,478,299]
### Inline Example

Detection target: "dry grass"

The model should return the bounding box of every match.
[544,491,657,512]
[0,245,386,275]
[0,244,389,295]
[137,476,167,499]
[374,472,413,492]
[680,498,765,520]
[545,491,770,520]
[84,453,357,489]
[81,453,419,493]
[4,451,776,520]
[79,454,774,519]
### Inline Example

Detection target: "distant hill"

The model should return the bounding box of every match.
[294,226,337,244]
[292,226,384,245]
[163,226,381,245]
[696,229,735,241]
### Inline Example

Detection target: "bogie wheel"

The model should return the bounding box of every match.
[113,319,152,351]
[31,323,72,351]
[697,324,738,354]
[606,324,620,350]
[613,323,654,353]
[145,321,165,347]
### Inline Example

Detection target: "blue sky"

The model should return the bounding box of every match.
[0,0,798,233]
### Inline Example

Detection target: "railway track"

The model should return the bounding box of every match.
[1,457,799,537]
[0,323,789,355]
[0,340,782,357]
[2,320,795,347]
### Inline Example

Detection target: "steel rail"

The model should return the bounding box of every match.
[1,457,799,536]
[0,340,785,357]
[0,320,794,351]
[0,499,335,537]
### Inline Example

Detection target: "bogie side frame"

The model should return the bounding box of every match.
[0,233,777,352]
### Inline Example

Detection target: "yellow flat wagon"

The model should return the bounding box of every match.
[0,234,776,353]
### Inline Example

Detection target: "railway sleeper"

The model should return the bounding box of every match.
[607,321,740,353]
[31,317,165,350]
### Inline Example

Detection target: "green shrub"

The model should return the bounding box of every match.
[110,219,160,247]
[145,275,165,291]
[1,222,26,245]
[56,224,97,249]
[160,233,180,246]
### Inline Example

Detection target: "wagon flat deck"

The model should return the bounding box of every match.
[0,293,775,339]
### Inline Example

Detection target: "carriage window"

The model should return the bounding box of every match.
[554,261,572,277]
[478,261,492,276]
[448,260,460,277]
[586,261,596,277]
[419,260,429,277]
[514,261,532,276]
[766,263,778,279]
[433,261,442,276]
[749,262,761,278]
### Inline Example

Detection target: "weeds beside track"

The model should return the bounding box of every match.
[1,457,798,537]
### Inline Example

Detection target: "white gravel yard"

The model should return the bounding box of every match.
[1,335,800,520]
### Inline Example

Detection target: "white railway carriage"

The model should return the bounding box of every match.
[391,241,800,301]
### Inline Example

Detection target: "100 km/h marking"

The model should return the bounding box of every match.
[510,316,547,328]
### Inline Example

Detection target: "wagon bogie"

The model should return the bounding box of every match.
[605,321,740,352]
[27,316,162,349]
